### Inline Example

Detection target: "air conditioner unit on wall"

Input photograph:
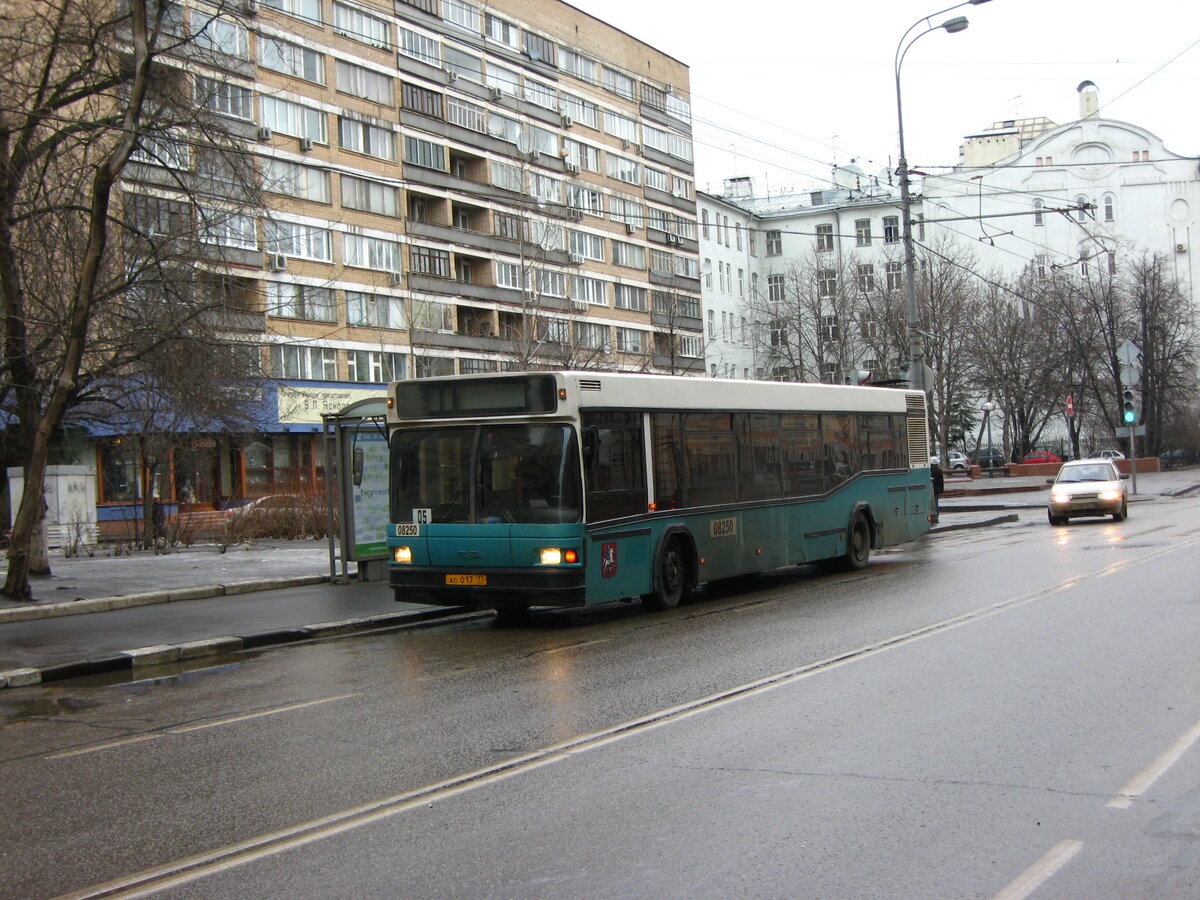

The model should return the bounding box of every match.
[267,253,287,271]
[388,271,404,285]
[624,223,636,234]
[1176,242,1188,253]
[666,233,681,246]
[569,253,584,264]
[560,115,573,129]
[241,0,258,15]
[566,208,583,221]
[489,87,503,101]
[564,162,580,175]
[257,125,273,142]
[299,137,314,151]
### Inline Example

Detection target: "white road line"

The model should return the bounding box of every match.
[991,840,1084,900]
[1107,716,1200,809]
[52,535,1200,899]
[44,694,361,759]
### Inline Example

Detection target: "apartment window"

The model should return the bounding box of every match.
[560,49,598,84]
[678,335,701,358]
[261,97,326,143]
[737,268,745,297]
[404,136,445,170]
[339,117,396,160]
[641,83,666,111]
[559,93,599,129]
[650,248,672,274]
[707,310,714,337]
[415,355,454,377]
[857,264,875,292]
[196,206,256,249]
[1075,195,1088,223]
[524,78,557,110]
[603,66,636,100]
[675,257,698,279]
[569,230,605,260]
[607,155,641,185]
[266,282,336,322]
[410,245,451,278]
[537,269,567,297]
[855,218,872,246]
[442,0,479,33]
[1033,199,1044,227]
[1103,194,1116,222]
[575,321,609,350]
[612,240,645,269]
[348,350,406,383]
[494,261,523,290]
[334,3,391,49]
[336,60,394,105]
[860,318,879,340]
[524,31,556,65]
[655,291,699,319]
[402,83,443,118]
[765,230,782,255]
[398,27,441,66]
[446,96,485,132]
[538,317,571,344]
[443,46,482,82]
[767,274,784,302]
[604,111,638,143]
[131,132,189,169]
[883,216,900,244]
[615,327,644,353]
[344,233,402,272]
[193,12,249,59]
[644,167,668,192]
[734,223,743,250]
[485,62,522,97]
[609,196,642,228]
[562,139,599,172]
[347,291,404,328]
[485,13,519,48]
[572,275,607,306]
[490,161,523,193]
[196,77,253,120]
[821,316,840,342]
[265,220,333,261]
[568,185,604,216]
[341,175,399,216]
[125,193,189,238]
[410,298,451,330]
[885,261,903,290]
[817,269,837,298]
[262,0,322,23]
[272,344,337,380]
[816,224,834,252]
[1035,254,1048,280]
[614,284,647,311]
[258,36,324,83]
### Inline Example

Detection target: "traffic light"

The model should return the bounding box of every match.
[1121,387,1138,424]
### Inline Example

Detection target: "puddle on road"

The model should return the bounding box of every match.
[0,694,101,724]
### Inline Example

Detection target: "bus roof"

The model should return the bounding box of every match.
[390,371,919,420]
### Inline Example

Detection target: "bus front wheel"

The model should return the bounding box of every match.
[644,539,687,611]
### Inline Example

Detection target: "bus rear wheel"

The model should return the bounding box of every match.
[644,539,687,611]
[820,513,872,573]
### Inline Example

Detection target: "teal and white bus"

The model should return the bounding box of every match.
[387,371,931,615]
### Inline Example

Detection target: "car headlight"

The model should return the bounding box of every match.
[1097,489,1122,501]
[1051,492,1071,504]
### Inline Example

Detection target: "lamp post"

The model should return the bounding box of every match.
[982,401,995,472]
[895,1,992,393]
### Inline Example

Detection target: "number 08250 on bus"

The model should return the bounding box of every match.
[386,371,931,614]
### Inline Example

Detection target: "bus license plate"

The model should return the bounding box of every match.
[446,574,486,586]
[395,524,420,537]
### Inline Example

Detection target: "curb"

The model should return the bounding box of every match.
[929,513,1021,534]
[0,574,330,624]
[0,606,476,690]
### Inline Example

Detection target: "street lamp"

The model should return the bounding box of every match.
[895,1,992,393]
[981,401,995,471]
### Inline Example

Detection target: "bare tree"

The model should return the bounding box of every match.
[0,0,260,598]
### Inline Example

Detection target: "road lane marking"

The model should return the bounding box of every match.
[52,535,1200,899]
[1107,716,1200,809]
[991,840,1084,900]
[44,694,360,759]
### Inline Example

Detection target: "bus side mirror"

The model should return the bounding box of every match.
[352,447,364,486]
[583,426,600,470]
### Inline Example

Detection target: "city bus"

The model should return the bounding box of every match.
[386,371,931,617]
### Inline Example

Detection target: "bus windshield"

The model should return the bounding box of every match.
[391,424,581,524]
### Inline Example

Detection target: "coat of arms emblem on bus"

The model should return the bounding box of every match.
[601,542,618,578]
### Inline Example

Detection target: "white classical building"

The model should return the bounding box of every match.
[698,82,1199,381]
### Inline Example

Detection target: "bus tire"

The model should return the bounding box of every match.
[644,539,687,611]
[821,512,872,573]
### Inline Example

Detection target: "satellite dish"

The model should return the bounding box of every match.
[516,129,535,155]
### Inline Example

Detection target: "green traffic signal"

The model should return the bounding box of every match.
[1121,388,1137,424]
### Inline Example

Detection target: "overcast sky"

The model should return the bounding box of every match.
[566,0,1200,196]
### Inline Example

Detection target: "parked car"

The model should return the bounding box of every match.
[1046,459,1128,525]
[930,450,969,471]
[1090,449,1125,461]
[974,448,1007,469]
[1022,450,1062,464]
[1159,448,1197,469]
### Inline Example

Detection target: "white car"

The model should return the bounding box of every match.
[931,450,968,471]
[1047,459,1128,525]
[1090,449,1125,461]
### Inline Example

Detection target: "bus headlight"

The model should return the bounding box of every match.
[539,548,579,565]
[393,546,413,564]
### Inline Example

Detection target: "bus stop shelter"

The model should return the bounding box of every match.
[322,397,390,584]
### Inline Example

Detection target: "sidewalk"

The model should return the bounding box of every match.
[2,468,1197,689]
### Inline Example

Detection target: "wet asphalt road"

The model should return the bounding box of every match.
[2,491,1199,899]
